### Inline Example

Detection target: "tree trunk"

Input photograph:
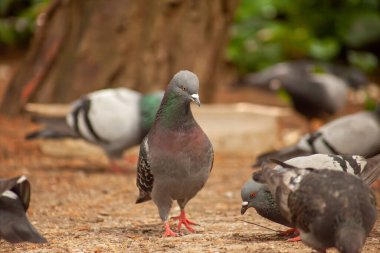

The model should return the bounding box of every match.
[1,0,239,115]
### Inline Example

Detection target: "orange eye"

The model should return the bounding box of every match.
[250,193,256,198]
[182,86,187,91]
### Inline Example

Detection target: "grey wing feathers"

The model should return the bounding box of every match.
[262,162,313,221]
[135,137,154,204]
[360,153,380,185]
[0,176,30,210]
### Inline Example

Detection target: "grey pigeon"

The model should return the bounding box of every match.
[238,60,367,120]
[135,70,213,237]
[254,106,380,167]
[242,154,380,241]
[0,176,47,244]
[261,159,377,253]
[26,88,164,171]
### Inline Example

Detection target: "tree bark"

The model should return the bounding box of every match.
[1,0,239,114]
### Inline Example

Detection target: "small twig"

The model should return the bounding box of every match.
[237,219,280,233]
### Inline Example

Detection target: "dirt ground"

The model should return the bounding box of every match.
[1,115,380,253]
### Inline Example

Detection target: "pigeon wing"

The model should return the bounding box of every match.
[135,137,154,204]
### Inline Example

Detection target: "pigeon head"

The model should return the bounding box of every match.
[240,179,265,215]
[168,70,200,106]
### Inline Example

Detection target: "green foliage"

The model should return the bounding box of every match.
[228,0,380,73]
[0,0,50,48]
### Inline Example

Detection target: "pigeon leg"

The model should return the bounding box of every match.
[125,155,138,167]
[309,118,324,132]
[287,235,301,242]
[109,160,124,173]
[163,221,178,237]
[109,157,138,173]
[279,228,299,237]
[171,210,197,232]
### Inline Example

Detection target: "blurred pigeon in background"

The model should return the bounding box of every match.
[238,60,368,125]
[135,71,213,237]
[261,158,377,253]
[25,88,164,172]
[0,176,47,244]
[254,106,380,168]
[242,154,380,243]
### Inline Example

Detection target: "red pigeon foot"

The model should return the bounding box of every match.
[163,221,178,237]
[125,155,138,167]
[279,228,299,237]
[109,161,125,173]
[287,235,301,242]
[171,210,197,232]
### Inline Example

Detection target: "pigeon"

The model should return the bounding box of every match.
[261,159,377,253]
[242,153,380,243]
[0,176,47,244]
[239,60,368,120]
[254,106,380,167]
[135,70,214,237]
[26,88,164,171]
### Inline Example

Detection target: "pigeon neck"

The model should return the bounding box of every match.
[156,92,195,129]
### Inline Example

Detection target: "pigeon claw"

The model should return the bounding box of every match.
[171,210,198,233]
[287,235,301,242]
[163,221,178,237]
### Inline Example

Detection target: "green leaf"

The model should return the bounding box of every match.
[348,50,378,72]
[308,38,340,61]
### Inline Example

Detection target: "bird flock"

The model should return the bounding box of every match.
[1,68,379,253]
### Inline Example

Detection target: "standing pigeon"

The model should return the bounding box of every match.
[0,176,47,244]
[261,160,377,253]
[254,106,380,167]
[238,60,367,121]
[135,70,213,237]
[25,88,164,172]
[242,153,380,243]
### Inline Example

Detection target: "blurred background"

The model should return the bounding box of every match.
[0,0,379,112]
[1,0,379,154]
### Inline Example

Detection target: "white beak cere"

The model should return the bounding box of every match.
[242,201,248,206]
[191,93,201,106]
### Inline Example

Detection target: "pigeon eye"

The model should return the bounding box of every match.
[250,193,256,198]
[182,86,187,91]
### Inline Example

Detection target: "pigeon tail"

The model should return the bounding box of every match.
[334,222,366,253]
[26,115,77,140]
[25,129,76,140]
[360,153,380,185]
[135,191,151,204]
[1,220,47,244]
[253,146,311,168]
[238,73,272,89]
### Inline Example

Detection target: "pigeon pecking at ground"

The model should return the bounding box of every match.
[253,105,380,168]
[260,158,377,253]
[25,88,164,172]
[135,70,214,237]
[238,60,367,123]
[0,175,47,244]
[242,153,380,244]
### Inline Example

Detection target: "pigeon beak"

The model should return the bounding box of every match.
[191,94,201,107]
[241,201,249,215]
